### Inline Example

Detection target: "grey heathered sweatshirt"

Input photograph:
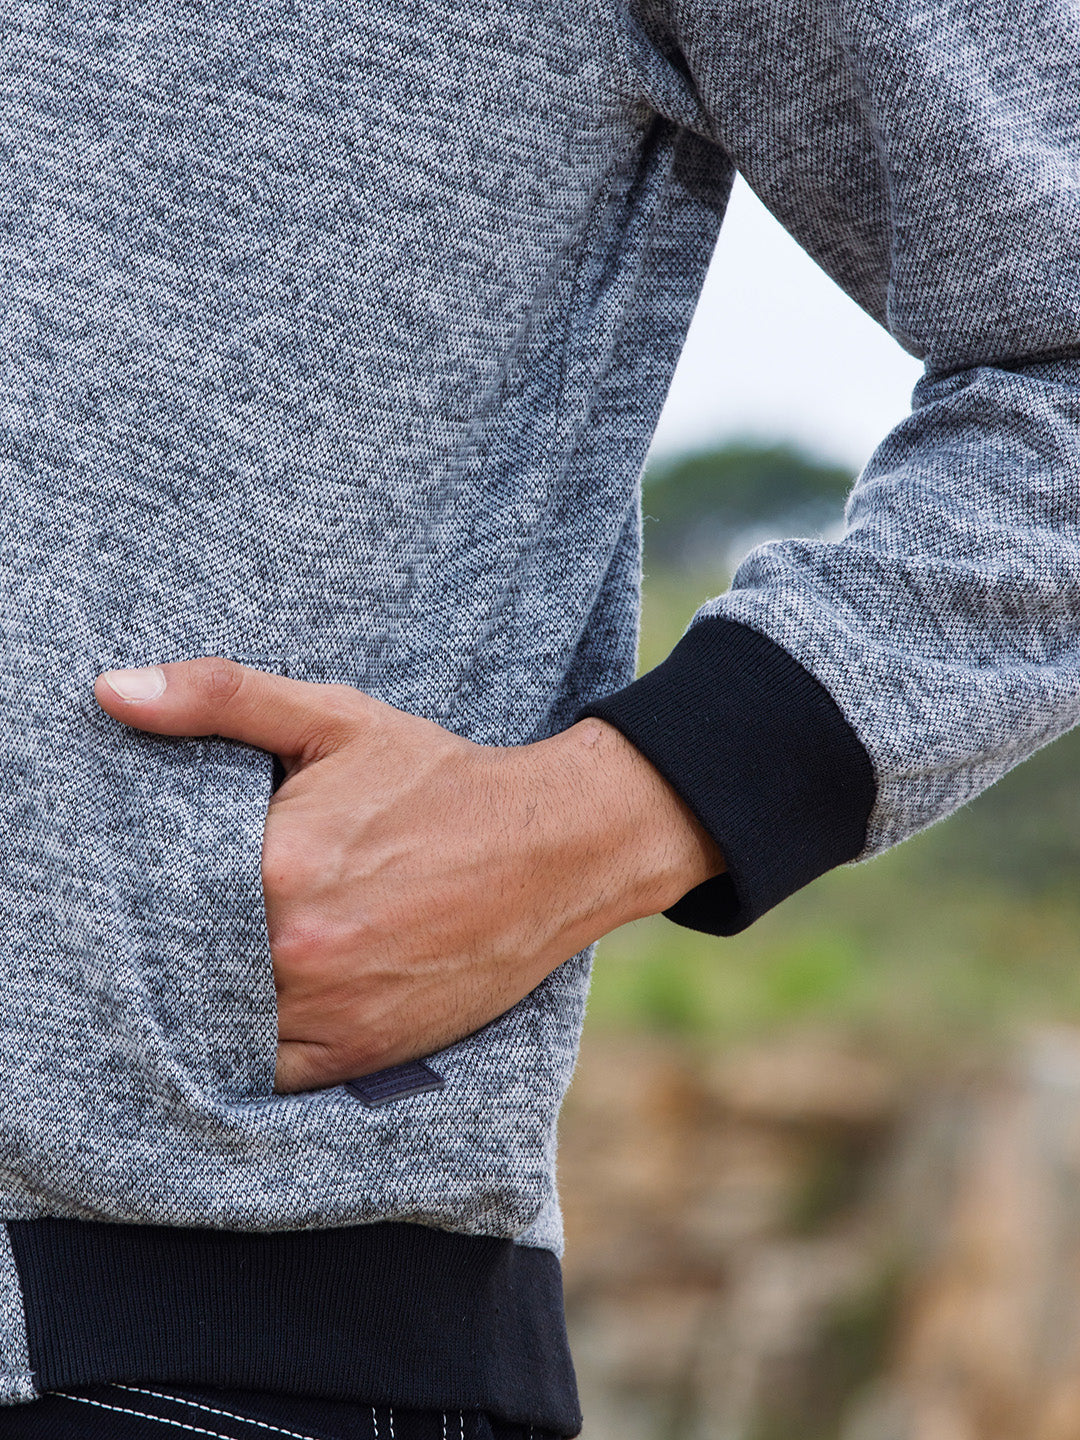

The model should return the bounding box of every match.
[1,0,1077,1425]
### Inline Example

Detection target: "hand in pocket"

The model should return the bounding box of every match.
[94,657,724,1093]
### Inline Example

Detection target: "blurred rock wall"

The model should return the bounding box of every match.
[559,1030,1080,1440]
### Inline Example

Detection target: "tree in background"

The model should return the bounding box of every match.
[642,442,853,568]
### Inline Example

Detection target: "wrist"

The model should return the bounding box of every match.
[529,718,726,932]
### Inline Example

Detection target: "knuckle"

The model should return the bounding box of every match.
[269,915,333,974]
[285,684,364,761]
[318,683,367,731]
[191,655,246,709]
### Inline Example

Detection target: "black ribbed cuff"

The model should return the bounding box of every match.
[579,617,876,935]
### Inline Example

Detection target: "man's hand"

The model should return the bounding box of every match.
[94,659,725,1094]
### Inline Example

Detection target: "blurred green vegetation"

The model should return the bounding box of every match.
[591,445,1080,1060]
[641,442,852,565]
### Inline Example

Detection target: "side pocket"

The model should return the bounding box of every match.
[179,735,279,1105]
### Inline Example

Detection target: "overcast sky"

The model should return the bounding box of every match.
[648,176,924,474]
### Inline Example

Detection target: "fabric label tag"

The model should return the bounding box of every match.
[344,1060,446,1107]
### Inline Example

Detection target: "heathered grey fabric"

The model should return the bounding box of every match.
[0,0,1078,1379]
[0,1229,34,1405]
[664,0,1080,854]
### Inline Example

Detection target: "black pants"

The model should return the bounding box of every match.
[0,1384,563,1440]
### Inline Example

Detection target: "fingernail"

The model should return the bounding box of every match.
[101,666,167,701]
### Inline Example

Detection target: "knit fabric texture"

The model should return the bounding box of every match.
[2,0,1079,1404]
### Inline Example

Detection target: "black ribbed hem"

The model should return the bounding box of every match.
[7,1218,581,1435]
[579,617,876,934]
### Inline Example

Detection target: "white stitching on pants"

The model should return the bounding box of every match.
[442,1413,447,1440]
[389,1406,395,1440]
[459,1411,464,1440]
[110,1385,324,1440]
[372,1406,379,1440]
[53,1392,251,1440]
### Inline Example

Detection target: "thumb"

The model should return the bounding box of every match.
[94,656,354,761]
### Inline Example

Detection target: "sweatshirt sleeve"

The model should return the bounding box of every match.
[582,0,1080,934]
